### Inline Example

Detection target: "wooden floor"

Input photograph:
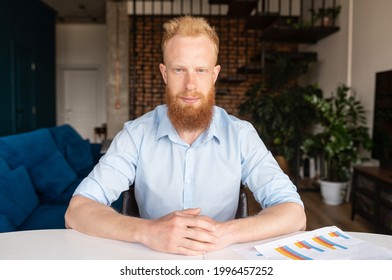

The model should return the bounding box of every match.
[299,190,375,233]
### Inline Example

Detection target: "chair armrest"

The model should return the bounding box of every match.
[121,184,140,217]
[235,186,249,219]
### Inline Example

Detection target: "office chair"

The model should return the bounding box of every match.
[121,184,249,219]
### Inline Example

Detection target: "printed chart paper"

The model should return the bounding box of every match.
[235,226,392,260]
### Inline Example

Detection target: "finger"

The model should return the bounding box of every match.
[180,235,217,252]
[185,216,218,233]
[183,224,218,244]
[175,208,201,216]
[174,246,206,256]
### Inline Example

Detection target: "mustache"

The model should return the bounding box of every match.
[177,92,203,98]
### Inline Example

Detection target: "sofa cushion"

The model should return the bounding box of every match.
[17,204,68,230]
[0,128,58,170]
[41,178,82,204]
[66,139,94,177]
[30,150,77,200]
[0,214,14,233]
[0,155,10,174]
[49,124,94,177]
[0,166,39,227]
[0,192,26,229]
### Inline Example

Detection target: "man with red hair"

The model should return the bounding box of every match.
[65,15,306,256]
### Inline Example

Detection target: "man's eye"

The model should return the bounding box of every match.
[174,68,183,73]
[197,69,207,74]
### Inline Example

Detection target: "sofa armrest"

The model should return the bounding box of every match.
[0,214,15,233]
[90,143,102,164]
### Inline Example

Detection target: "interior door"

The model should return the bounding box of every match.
[12,43,36,133]
[62,68,100,141]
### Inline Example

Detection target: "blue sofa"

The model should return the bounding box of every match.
[0,124,113,233]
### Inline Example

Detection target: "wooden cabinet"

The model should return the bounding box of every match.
[351,166,392,234]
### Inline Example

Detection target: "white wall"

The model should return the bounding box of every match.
[56,24,107,129]
[301,0,392,134]
[56,24,107,65]
[351,0,392,131]
[300,0,349,96]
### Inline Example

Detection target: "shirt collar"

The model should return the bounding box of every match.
[155,105,222,145]
[155,105,175,141]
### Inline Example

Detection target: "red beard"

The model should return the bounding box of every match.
[166,86,215,131]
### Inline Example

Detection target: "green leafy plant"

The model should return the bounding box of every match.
[301,85,372,182]
[285,18,312,30]
[239,83,322,164]
[264,53,314,90]
[239,51,321,180]
[310,6,341,26]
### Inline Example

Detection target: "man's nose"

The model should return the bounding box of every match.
[185,72,196,91]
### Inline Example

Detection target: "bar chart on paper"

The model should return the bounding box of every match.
[272,228,350,260]
[252,226,392,260]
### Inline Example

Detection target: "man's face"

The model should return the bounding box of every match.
[159,35,221,131]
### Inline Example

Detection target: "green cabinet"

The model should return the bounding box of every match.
[0,0,56,136]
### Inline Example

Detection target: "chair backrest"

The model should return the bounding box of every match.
[121,184,249,219]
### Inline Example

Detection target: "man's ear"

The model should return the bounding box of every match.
[213,65,221,84]
[159,63,167,84]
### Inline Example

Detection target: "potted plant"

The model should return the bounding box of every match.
[310,5,341,27]
[301,84,372,205]
[239,83,322,180]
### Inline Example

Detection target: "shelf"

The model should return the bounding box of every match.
[246,15,300,30]
[355,187,374,197]
[209,0,258,16]
[380,205,392,234]
[355,207,374,222]
[208,0,231,4]
[260,26,340,44]
[265,51,318,63]
[355,192,375,216]
[244,13,281,30]
[352,166,392,235]
[227,0,258,17]
[355,166,392,184]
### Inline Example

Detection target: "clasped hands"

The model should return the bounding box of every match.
[139,208,231,256]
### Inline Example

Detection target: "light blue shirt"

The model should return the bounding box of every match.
[74,105,303,221]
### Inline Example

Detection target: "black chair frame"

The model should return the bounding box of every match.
[121,184,249,219]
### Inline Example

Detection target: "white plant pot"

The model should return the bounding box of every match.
[319,180,348,205]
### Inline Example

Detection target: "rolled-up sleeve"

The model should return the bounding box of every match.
[240,126,304,209]
[73,126,138,205]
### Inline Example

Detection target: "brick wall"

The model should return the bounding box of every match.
[129,15,296,120]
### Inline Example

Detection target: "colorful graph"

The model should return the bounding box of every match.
[275,245,312,260]
[252,226,362,260]
[273,229,350,260]
[237,226,392,260]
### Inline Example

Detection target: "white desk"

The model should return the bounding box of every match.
[0,229,200,260]
[0,229,391,260]
[206,231,392,259]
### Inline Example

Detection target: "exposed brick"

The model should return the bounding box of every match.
[129,16,296,120]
